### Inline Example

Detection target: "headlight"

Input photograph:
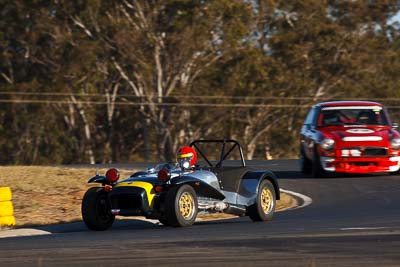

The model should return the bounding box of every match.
[320,138,335,150]
[158,168,171,182]
[391,138,400,149]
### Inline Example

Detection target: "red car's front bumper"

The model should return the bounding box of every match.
[320,156,400,174]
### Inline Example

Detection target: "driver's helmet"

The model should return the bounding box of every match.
[176,146,197,168]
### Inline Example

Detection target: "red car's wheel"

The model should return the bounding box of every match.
[390,170,400,176]
[312,150,325,178]
[300,147,312,174]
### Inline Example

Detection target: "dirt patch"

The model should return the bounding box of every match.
[0,166,297,227]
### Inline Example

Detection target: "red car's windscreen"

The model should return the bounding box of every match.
[318,106,389,127]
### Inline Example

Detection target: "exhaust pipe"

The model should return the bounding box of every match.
[197,200,246,216]
[223,204,246,216]
[198,201,228,211]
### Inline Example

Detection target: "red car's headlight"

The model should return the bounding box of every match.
[391,138,400,150]
[320,138,335,150]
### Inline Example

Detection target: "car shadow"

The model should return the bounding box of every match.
[18,218,249,235]
[17,218,161,234]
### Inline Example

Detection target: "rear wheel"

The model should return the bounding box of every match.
[165,185,198,227]
[81,187,115,231]
[248,180,276,221]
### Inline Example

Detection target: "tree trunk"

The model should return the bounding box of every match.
[70,95,95,164]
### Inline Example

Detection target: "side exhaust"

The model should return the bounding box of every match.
[197,200,246,216]
[223,204,246,216]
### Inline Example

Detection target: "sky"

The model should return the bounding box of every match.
[389,11,400,24]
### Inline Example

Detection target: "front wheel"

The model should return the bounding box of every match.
[158,218,169,226]
[81,187,115,231]
[300,147,312,174]
[165,185,198,227]
[248,180,276,222]
[311,150,325,178]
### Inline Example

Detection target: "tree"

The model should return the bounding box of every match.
[1,0,400,164]
[87,0,253,160]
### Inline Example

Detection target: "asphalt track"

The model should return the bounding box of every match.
[1,159,400,267]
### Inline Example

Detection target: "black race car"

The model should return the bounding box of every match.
[82,139,280,230]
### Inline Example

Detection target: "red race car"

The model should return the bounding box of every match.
[300,101,400,177]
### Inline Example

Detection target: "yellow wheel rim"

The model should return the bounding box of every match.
[261,187,273,214]
[179,192,194,219]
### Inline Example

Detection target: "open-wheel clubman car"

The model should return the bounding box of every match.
[81,139,280,230]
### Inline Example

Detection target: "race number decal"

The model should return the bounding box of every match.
[346,129,375,134]
[341,149,361,157]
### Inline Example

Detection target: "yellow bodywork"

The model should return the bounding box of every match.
[115,181,156,208]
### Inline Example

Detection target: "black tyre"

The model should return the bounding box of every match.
[311,149,325,178]
[165,185,198,227]
[158,218,169,226]
[248,180,276,222]
[81,187,115,231]
[300,147,312,174]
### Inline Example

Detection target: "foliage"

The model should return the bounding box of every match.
[0,0,400,164]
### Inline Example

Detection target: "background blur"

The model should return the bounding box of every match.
[1,0,400,164]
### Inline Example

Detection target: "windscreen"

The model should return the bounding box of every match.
[319,106,389,126]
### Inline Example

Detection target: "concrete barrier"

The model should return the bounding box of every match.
[0,187,15,227]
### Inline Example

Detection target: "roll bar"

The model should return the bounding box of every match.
[189,139,246,167]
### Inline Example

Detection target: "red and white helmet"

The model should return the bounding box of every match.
[176,146,197,167]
